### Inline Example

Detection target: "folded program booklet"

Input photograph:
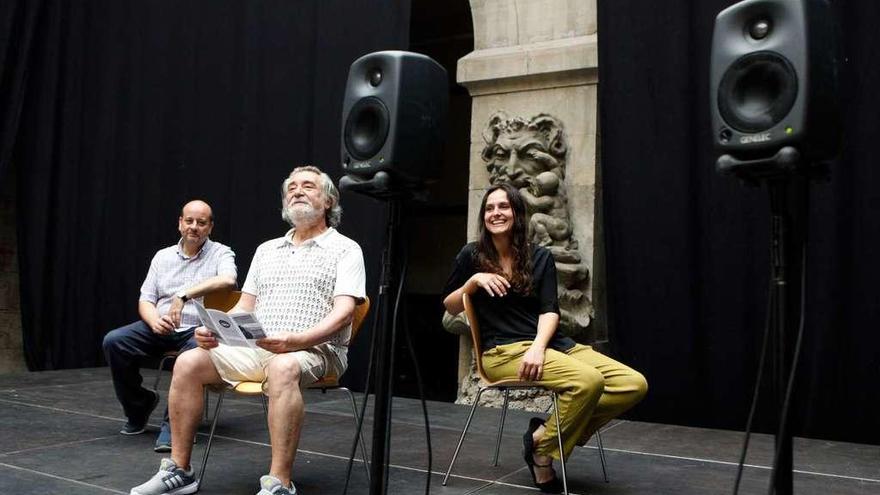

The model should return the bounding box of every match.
[195,301,267,348]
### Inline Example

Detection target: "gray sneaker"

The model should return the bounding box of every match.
[256,475,297,495]
[130,458,198,495]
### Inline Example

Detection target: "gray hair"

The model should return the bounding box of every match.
[280,165,342,228]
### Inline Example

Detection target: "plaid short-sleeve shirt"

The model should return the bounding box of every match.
[139,238,238,329]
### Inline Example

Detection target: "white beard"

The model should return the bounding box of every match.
[286,203,323,227]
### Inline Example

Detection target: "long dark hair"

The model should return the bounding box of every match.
[475,183,533,294]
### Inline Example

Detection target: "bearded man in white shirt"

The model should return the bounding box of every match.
[130,166,366,495]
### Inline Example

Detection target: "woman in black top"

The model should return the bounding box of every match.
[443,183,647,493]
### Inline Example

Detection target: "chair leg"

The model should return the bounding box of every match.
[442,387,487,486]
[551,392,569,495]
[152,355,176,392]
[198,388,226,490]
[340,387,371,481]
[493,388,510,466]
[596,429,609,483]
[203,389,209,422]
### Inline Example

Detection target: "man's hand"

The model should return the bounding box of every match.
[468,272,511,297]
[149,315,175,335]
[194,326,219,349]
[168,297,185,327]
[518,343,546,382]
[256,333,302,354]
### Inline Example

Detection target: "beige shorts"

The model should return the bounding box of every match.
[207,342,347,388]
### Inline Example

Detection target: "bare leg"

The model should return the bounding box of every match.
[265,354,305,487]
[169,348,223,470]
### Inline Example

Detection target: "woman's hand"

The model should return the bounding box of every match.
[468,272,511,297]
[194,326,219,349]
[518,343,546,381]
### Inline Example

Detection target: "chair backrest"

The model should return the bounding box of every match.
[348,296,371,345]
[462,293,490,383]
[204,289,242,312]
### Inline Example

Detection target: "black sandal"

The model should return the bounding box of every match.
[523,417,563,494]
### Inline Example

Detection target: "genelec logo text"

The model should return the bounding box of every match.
[740,132,772,144]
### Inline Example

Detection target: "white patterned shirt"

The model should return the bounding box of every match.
[139,238,238,329]
[241,228,366,347]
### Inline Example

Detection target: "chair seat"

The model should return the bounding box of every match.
[481,378,548,388]
[309,375,340,388]
[227,376,343,396]
[232,381,264,395]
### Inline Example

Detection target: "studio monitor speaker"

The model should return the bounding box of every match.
[710,0,839,160]
[341,51,448,184]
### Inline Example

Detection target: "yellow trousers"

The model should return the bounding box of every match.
[481,341,648,460]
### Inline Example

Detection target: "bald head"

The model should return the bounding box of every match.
[178,200,214,252]
[181,200,213,222]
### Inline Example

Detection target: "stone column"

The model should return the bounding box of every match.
[450,0,601,408]
[0,168,25,374]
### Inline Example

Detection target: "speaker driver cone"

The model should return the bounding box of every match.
[718,51,798,133]
[344,96,390,160]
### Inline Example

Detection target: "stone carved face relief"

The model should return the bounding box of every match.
[482,113,567,187]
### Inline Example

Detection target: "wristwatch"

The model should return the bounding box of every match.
[175,290,190,302]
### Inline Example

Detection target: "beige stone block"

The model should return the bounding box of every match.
[0,245,17,273]
[0,277,20,311]
[470,0,519,49]
[467,187,489,241]
[0,345,26,373]
[516,0,596,42]
[457,45,529,84]
[469,85,594,136]
[470,0,597,50]
[0,311,25,374]
[457,36,598,95]
[525,36,598,75]
[565,183,597,269]
[468,141,492,187]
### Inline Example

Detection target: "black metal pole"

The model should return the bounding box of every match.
[369,200,400,494]
[767,180,792,495]
[767,176,808,495]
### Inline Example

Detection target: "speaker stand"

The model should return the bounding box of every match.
[368,197,401,495]
[717,148,826,495]
[340,172,421,495]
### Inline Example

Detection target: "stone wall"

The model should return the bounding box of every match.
[0,166,26,373]
[450,0,601,409]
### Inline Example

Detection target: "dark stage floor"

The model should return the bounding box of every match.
[0,367,876,494]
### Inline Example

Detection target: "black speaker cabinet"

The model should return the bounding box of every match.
[341,51,448,184]
[710,0,839,160]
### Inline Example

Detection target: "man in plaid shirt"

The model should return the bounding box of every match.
[103,200,237,452]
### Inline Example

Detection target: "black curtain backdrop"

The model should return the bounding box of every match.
[598,0,880,443]
[1,0,410,383]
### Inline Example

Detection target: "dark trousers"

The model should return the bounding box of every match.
[102,320,197,425]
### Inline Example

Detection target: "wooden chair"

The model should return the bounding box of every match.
[441,293,608,495]
[198,296,372,489]
[151,290,242,420]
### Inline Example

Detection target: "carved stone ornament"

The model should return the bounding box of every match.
[481,111,592,337]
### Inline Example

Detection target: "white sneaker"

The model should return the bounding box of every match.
[256,475,297,495]
[130,458,198,495]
